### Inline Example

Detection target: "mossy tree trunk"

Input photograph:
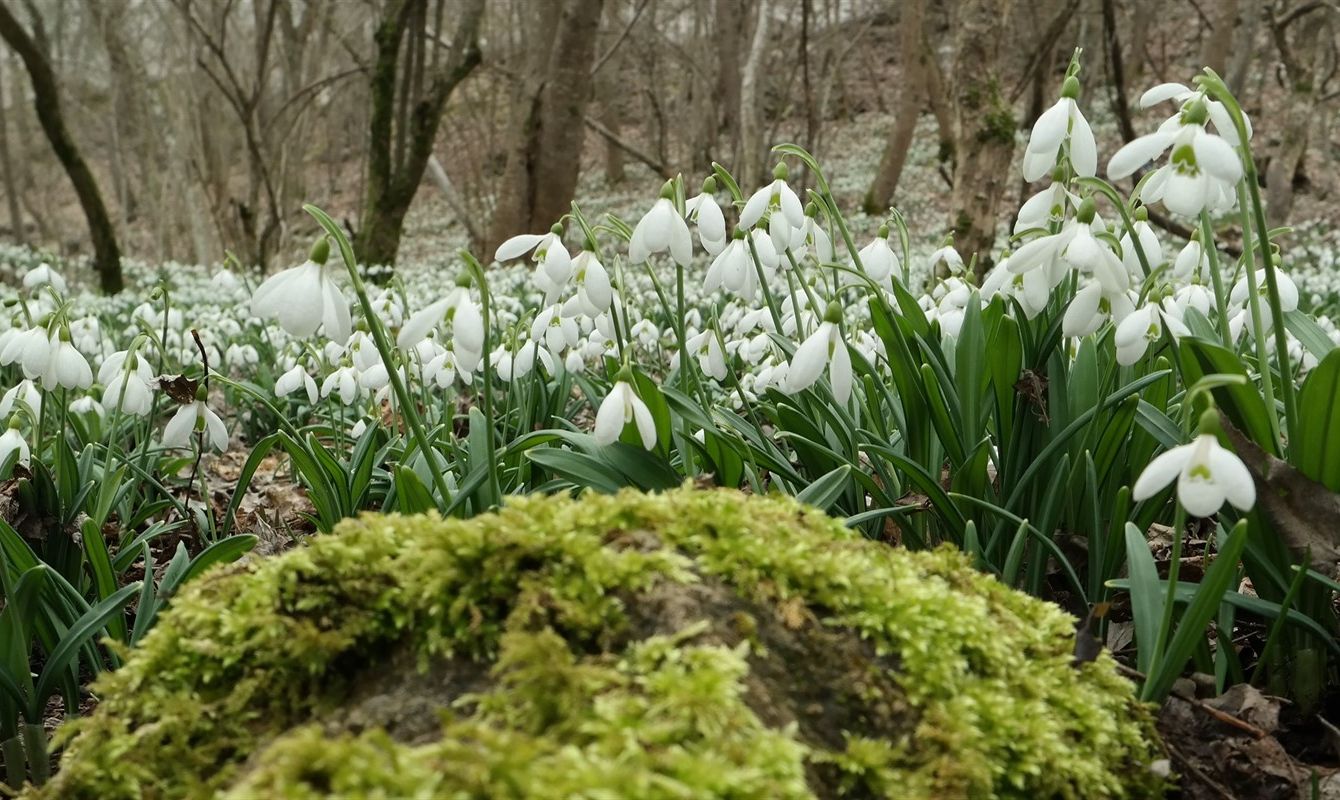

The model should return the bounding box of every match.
[356,0,483,270]
[0,1,122,293]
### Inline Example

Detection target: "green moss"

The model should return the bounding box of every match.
[32,487,1163,799]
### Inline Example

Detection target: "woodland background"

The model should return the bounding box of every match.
[0,0,1337,288]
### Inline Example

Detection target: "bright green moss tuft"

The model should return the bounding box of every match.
[32,487,1164,799]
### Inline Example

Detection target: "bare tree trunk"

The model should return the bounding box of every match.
[0,53,23,243]
[1265,5,1325,227]
[946,0,1022,278]
[738,0,772,189]
[1226,3,1261,94]
[0,1,122,292]
[486,0,605,252]
[357,0,484,268]
[1200,0,1240,77]
[863,0,927,214]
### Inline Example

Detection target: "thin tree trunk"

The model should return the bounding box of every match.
[864,0,927,214]
[946,0,1022,278]
[0,53,24,243]
[0,1,122,292]
[1265,7,1324,227]
[738,0,772,189]
[357,0,484,268]
[485,0,605,252]
[1200,0,1240,77]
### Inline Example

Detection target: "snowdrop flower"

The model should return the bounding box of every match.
[1113,300,1189,365]
[70,396,102,418]
[1172,238,1206,281]
[1063,277,1135,338]
[0,419,29,469]
[275,364,319,404]
[23,263,65,294]
[740,163,805,246]
[782,302,852,403]
[802,213,837,265]
[1120,209,1163,279]
[100,350,155,416]
[1132,412,1254,517]
[1229,268,1299,332]
[251,238,352,341]
[1023,75,1097,181]
[685,180,727,255]
[398,285,484,370]
[858,225,900,286]
[686,327,728,381]
[1107,98,1242,217]
[1,325,53,380]
[162,388,228,452]
[532,304,580,355]
[1014,181,1076,234]
[1009,201,1128,297]
[321,364,362,405]
[593,377,656,449]
[564,251,613,316]
[495,226,572,303]
[629,185,692,266]
[927,242,966,277]
[982,256,1052,319]
[704,234,761,301]
[0,380,40,419]
[42,331,93,390]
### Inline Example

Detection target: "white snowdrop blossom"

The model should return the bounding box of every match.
[1023,76,1097,181]
[495,228,572,303]
[1132,425,1255,517]
[42,332,93,390]
[0,380,40,420]
[275,364,319,404]
[251,240,352,341]
[1113,300,1189,365]
[1229,268,1300,335]
[23,263,66,294]
[162,393,229,452]
[1107,96,1243,217]
[0,422,29,469]
[782,304,852,403]
[629,192,692,266]
[593,379,656,449]
[685,188,727,255]
[100,350,155,416]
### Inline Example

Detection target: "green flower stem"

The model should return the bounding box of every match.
[304,205,454,510]
[745,235,785,335]
[1235,183,1282,448]
[1202,71,1297,447]
[462,253,502,508]
[1198,211,1232,349]
[1150,503,1188,680]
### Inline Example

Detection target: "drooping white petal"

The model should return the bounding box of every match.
[784,322,832,394]
[1068,107,1098,177]
[1026,98,1070,156]
[830,338,852,404]
[1139,83,1192,108]
[494,233,545,262]
[1132,444,1194,500]
[594,383,629,445]
[203,406,229,452]
[630,391,657,450]
[1209,446,1256,511]
[162,404,200,449]
[1192,132,1242,184]
[1107,130,1177,179]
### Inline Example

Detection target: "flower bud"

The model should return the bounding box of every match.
[309,236,330,265]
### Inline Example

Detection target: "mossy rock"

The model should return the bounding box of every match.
[33,487,1163,799]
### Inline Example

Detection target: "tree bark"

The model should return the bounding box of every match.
[0,1,122,293]
[738,0,772,190]
[485,0,605,253]
[356,0,484,268]
[946,0,1022,278]
[1264,5,1325,227]
[864,0,927,214]
[0,53,24,243]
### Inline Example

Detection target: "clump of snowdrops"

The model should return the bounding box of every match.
[2,52,1340,788]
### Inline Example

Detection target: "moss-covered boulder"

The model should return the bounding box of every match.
[33,487,1162,799]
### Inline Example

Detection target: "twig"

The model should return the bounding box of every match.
[1167,689,1270,739]
[590,0,651,78]
[1163,740,1238,800]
